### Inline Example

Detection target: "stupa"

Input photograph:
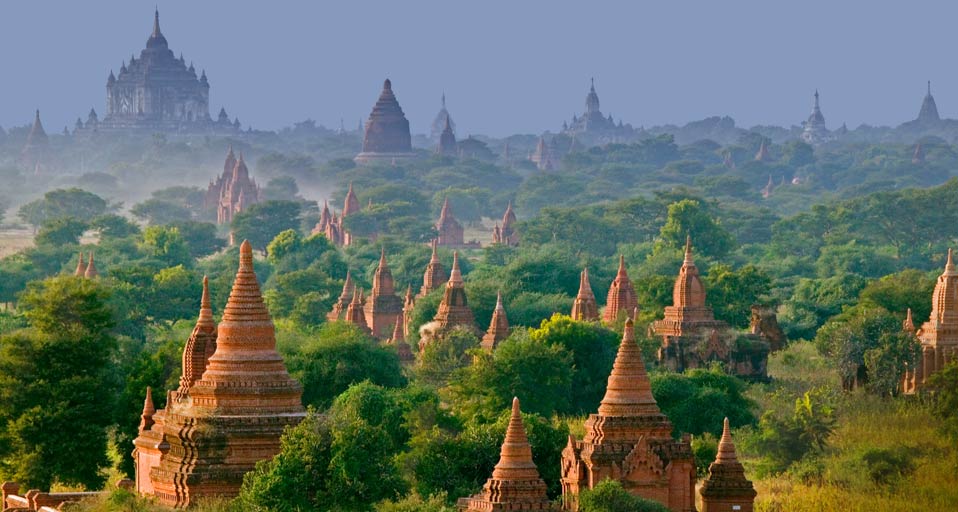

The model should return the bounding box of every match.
[419,239,448,298]
[364,249,404,338]
[699,418,756,512]
[354,79,416,164]
[602,256,638,323]
[903,249,958,393]
[431,251,476,334]
[481,291,511,351]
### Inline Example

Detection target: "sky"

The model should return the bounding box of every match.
[0,0,955,136]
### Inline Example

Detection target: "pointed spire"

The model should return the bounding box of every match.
[597,318,659,416]
[152,8,162,37]
[84,252,98,278]
[603,255,638,323]
[390,315,404,342]
[221,241,270,323]
[716,417,738,463]
[491,398,540,480]
[903,308,915,333]
[199,276,213,326]
[482,290,510,351]
[684,234,693,263]
[178,276,218,395]
[947,248,955,274]
[74,252,86,276]
[449,251,463,286]
[430,238,440,263]
[928,80,932,96]
[617,254,627,277]
[572,268,599,321]
[139,387,156,431]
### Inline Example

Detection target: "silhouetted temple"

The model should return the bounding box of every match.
[133,241,305,506]
[20,110,49,172]
[457,398,552,511]
[355,79,416,164]
[561,318,695,511]
[492,202,519,246]
[437,116,458,157]
[431,93,456,140]
[562,78,634,143]
[435,198,465,247]
[653,237,769,380]
[801,90,832,146]
[903,249,958,393]
[99,10,232,133]
[917,81,941,126]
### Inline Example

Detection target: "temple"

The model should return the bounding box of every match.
[327,270,354,321]
[699,418,756,512]
[560,318,695,511]
[561,79,634,144]
[754,139,770,162]
[436,197,465,247]
[345,289,372,335]
[531,136,559,171]
[355,79,416,164]
[570,268,599,321]
[206,147,261,225]
[917,81,941,126]
[800,90,832,146]
[457,398,552,511]
[481,291,511,351]
[431,93,456,140]
[132,241,305,506]
[419,240,448,298]
[653,237,769,380]
[437,117,458,157]
[903,249,958,394]
[364,249,404,338]
[492,202,519,246]
[602,256,638,323]
[99,10,230,133]
[20,110,48,172]
[429,251,476,338]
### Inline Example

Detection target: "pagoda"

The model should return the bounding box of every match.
[436,197,465,247]
[215,153,261,225]
[560,318,695,511]
[457,398,552,511]
[402,285,416,338]
[355,79,416,164]
[492,202,519,246]
[570,268,599,321]
[387,316,415,364]
[754,139,770,162]
[327,270,355,321]
[205,146,236,210]
[74,252,87,277]
[699,418,756,512]
[602,256,638,324]
[431,251,476,334]
[84,253,99,279]
[419,239,449,298]
[100,10,223,133]
[561,78,633,143]
[531,136,558,171]
[133,241,305,506]
[653,237,769,379]
[20,109,49,172]
[916,81,941,126]
[437,116,458,157]
[800,90,832,146]
[430,93,456,140]
[364,249,404,338]
[481,291,511,351]
[903,249,958,393]
[345,289,372,335]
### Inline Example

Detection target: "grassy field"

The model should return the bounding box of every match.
[749,343,958,511]
[0,228,34,258]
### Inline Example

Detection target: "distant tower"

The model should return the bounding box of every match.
[431,93,456,140]
[364,249,404,339]
[435,197,465,246]
[437,116,458,157]
[430,252,476,338]
[917,80,941,125]
[21,110,49,171]
[571,268,600,321]
[355,79,416,164]
[754,139,770,162]
[481,291,511,351]
[699,418,756,511]
[602,255,638,324]
[801,90,832,146]
[419,239,448,298]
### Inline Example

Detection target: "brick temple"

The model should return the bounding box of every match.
[561,318,695,511]
[132,241,305,506]
[355,79,416,164]
[206,147,261,225]
[903,248,958,393]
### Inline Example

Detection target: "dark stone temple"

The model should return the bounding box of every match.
[561,78,634,144]
[355,79,417,164]
[97,10,234,133]
[430,93,455,140]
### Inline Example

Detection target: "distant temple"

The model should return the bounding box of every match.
[355,79,416,164]
[457,398,552,511]
[430,93,456,140]
[20,110,49,173]
[132,242,305,506]
[800,90,833,146]
[917,81,941,126]
[206,147,261,225]
[652,237,770,380]
[311,183,360,246]
[426,251,476,345]
[419,240,448,298]
[437,117,458,157]
[530,136,559,171]
[561,318,696,511]
[492,202,519,246]
[699,418,756,512]
[903,249,958,394]
[98,10,234,133]
[570,268,599,322]
[481,291,511,351]
[561,78,634,143]
[603,256,638,324]
[73,252,99,279]
[435,197,465,247]
[364,249,404,339]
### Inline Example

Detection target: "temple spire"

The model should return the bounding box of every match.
[903,308,915,333]
[481,290,510,351]
[684,234,693,263]
[491,397,540,479]
[716,417,738,463]
[153,8,162,37]
[74,252,86,276]
[449,251,463,286]
[571,268,599,321]
[139,387,156,431]
[84,252,99,278]
[597,318,659,416]
[199,275,213,325]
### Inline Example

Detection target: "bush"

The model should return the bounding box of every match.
[578,479,670,512]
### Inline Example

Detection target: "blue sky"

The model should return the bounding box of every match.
[0,0,954,136]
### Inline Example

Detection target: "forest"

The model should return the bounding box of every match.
[1,127,958,511]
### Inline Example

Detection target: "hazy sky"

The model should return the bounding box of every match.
[1,1,955,136]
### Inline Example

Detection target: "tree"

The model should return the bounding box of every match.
[283,322,406,409]
[657,199,732,259]
[139,226,192,268]
[170,221,225,259]
[578,479,670,512]
[927,362,958,442]
[649,367,757,438]
[90,214,141,239]
[704,264,772,328]
[415,327,480,388]
[231,200,302,251]
[17,188,108,229]
[261,176,301,201]
[130,198,194,225]
[445,333,574,420]
[750,388,836,475]
[34,217,88,246]
[0,276,116,489]
[150,266,202,323]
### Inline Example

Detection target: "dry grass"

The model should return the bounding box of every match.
[0,228,35,258]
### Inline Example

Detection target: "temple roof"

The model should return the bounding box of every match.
[807,90,826,126]
[918,80,941,124]
[602,255,638,323]
[571,268,599,321]
[492,398,541,480]
[146,9,168,49]
[360,78,413,154]
[597,317,661,417]
[84,252,99,278]
[673,235,706,308]
[431,93,456,139]
[344,182,360,216]
[585,78,601,114]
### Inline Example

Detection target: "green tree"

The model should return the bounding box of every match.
[34,217,89,246]
[17,188,108,228]
[704,264,772,328]
[657,199,732,259]
[415,327,480,388]
[578,479,670,512]
[232,200,303,251]
[140,225,192,268]
[927,362,958,442]
[262,176,301,201]
[649,367,757,438]
[749,388,836,475]
[170,221,225,259]
[90,214,141,239]
[130,198,193,225]
[0,276,116,489]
